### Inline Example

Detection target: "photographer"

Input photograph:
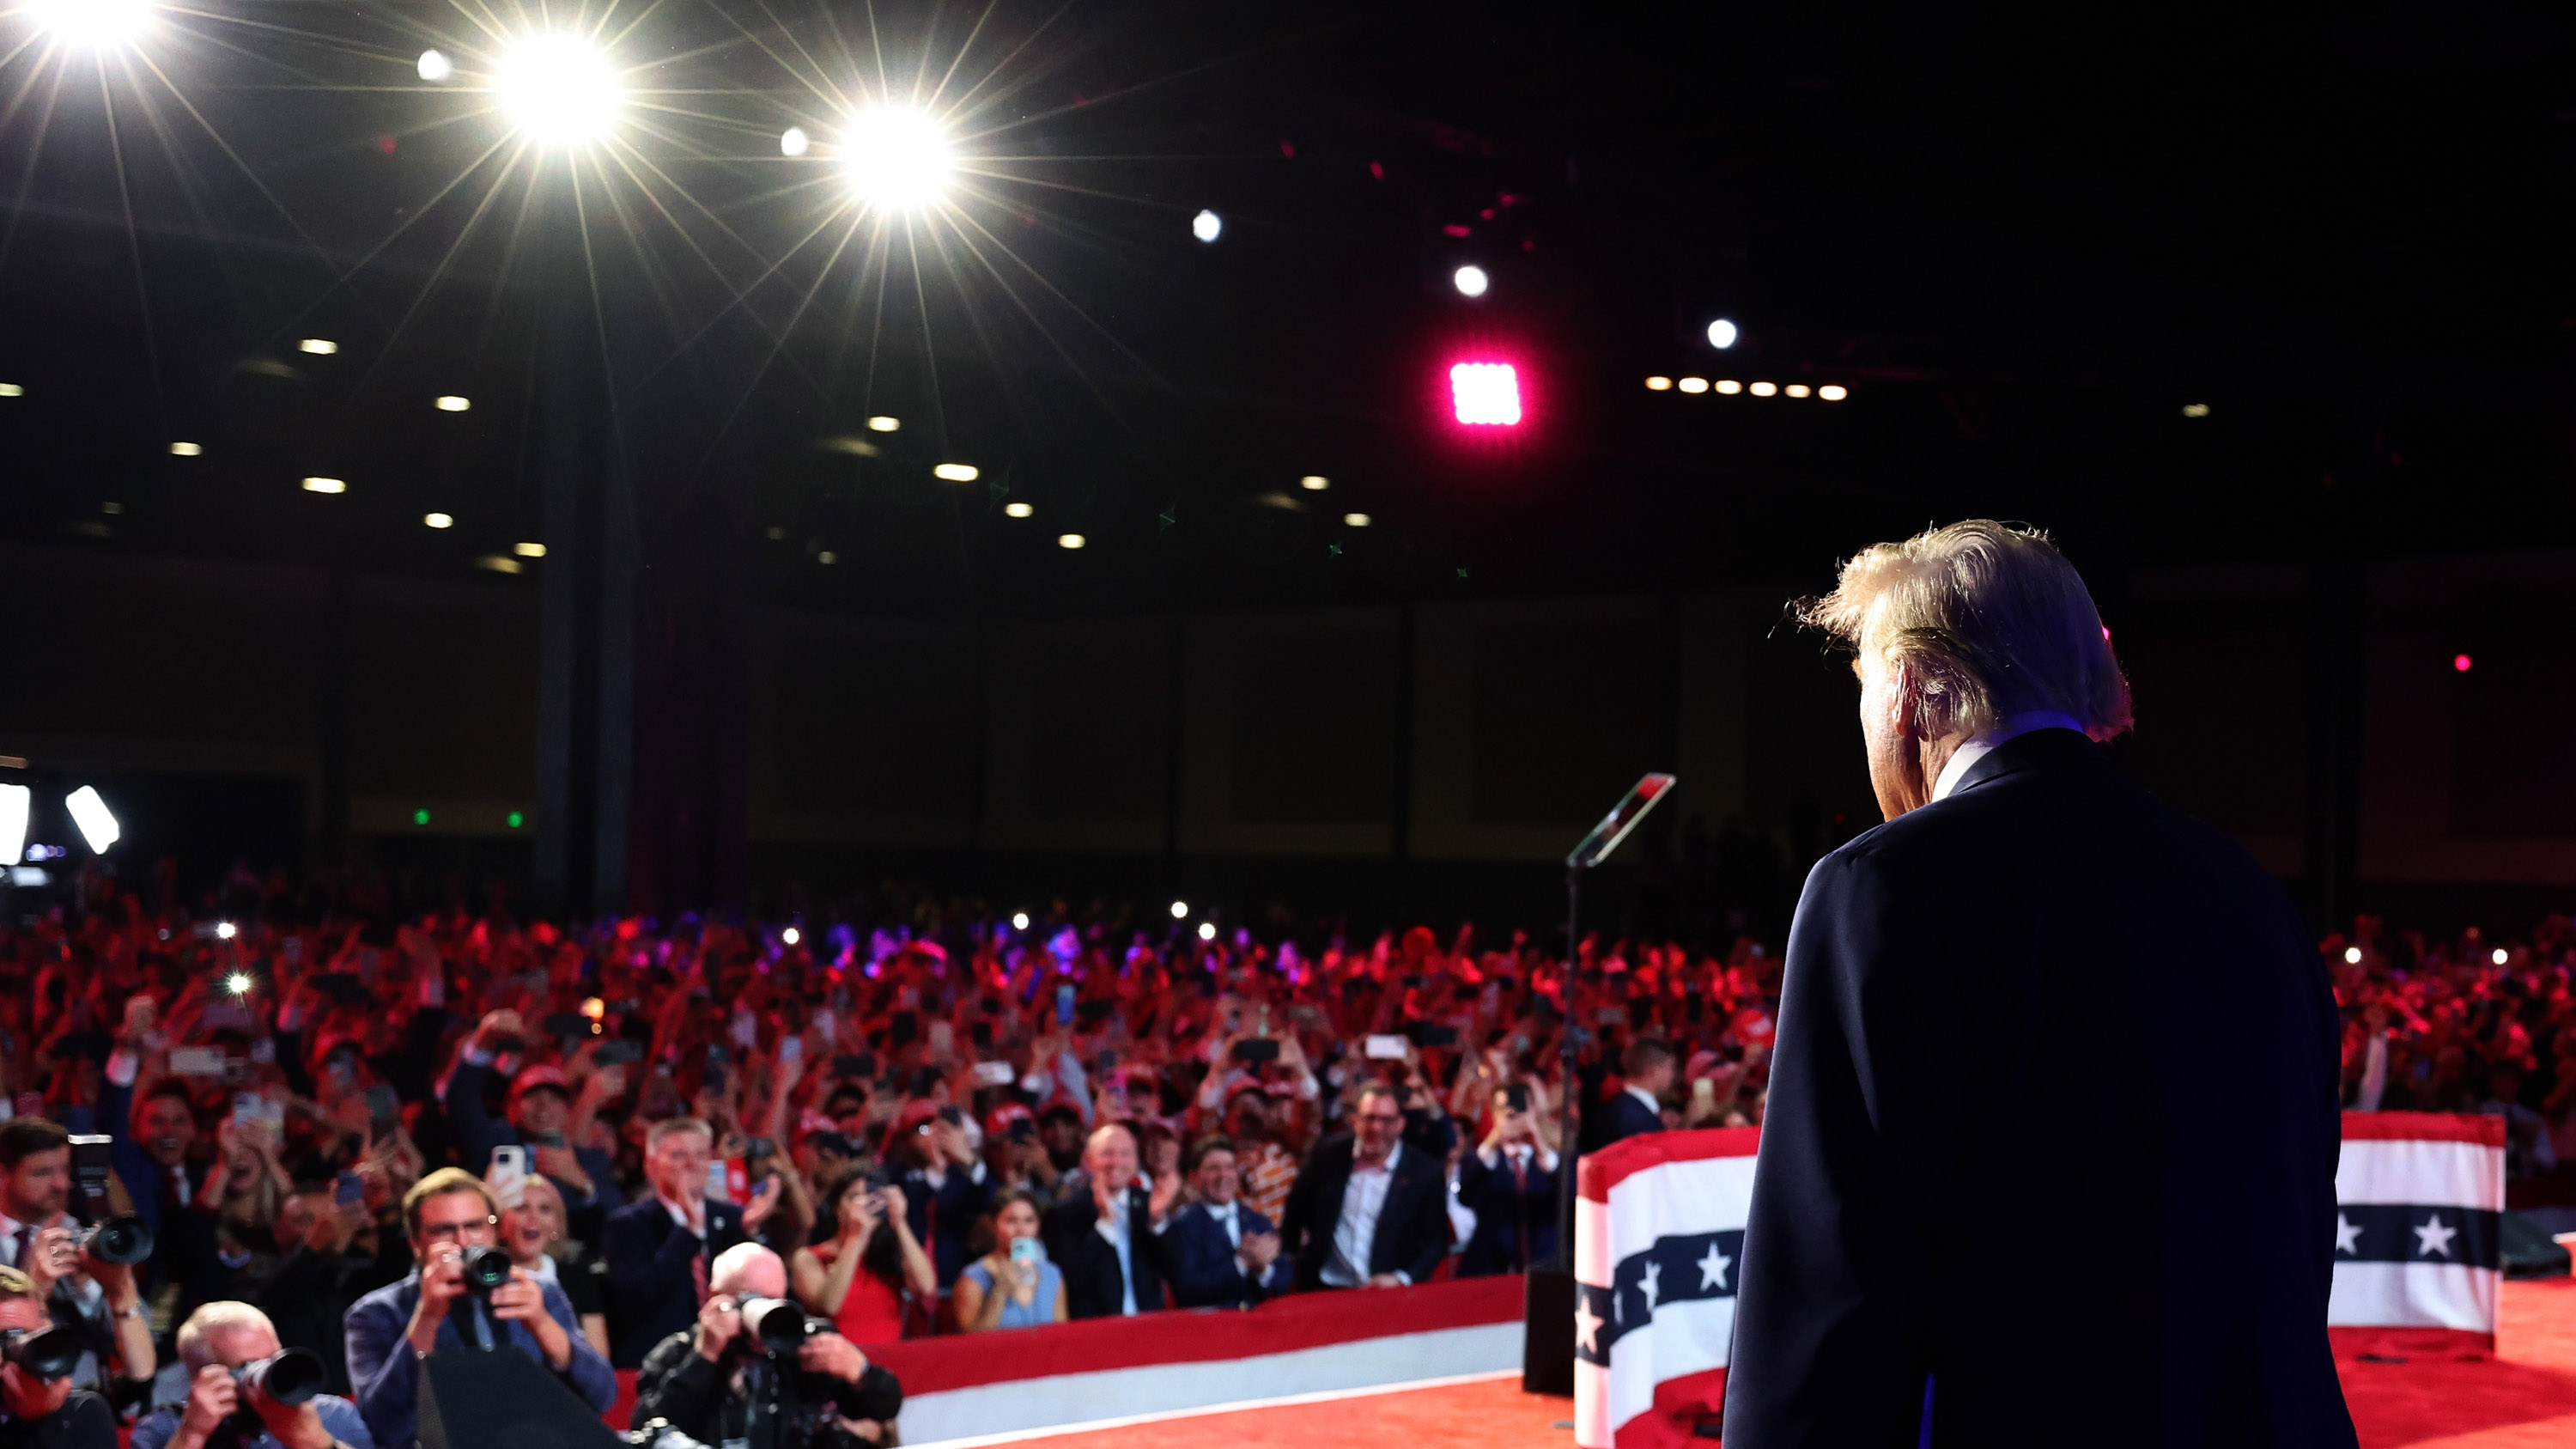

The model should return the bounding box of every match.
[631,1244,901,1449]
[343,1170,615,1449]
[132,1303,371,1449]
[0,1119,154,1395]
[0,1265,112,1449]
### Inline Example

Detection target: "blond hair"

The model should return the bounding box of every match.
[1800,520,2132,741]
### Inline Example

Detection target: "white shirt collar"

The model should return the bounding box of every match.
[1625,1083,1662,1115]
[1930,712,2089,802]
[1352,1139,1402,1176]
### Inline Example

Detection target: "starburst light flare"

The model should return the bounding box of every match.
[840,107,954,210]
[27,0,156,50]
[494,33,625,149]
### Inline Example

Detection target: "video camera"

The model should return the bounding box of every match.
[65,1134,153,1265]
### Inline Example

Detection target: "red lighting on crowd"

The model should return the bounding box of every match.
[2453,653,2472,673]
[1449,362,1522,426]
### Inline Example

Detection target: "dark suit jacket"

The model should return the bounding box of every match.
[345,1269,617,1449]
[599,1196,749,1367]
[1279,1135,1450,1291]
[1168,1200,1292,1308]
[1039,1185,1178,1319]
[1596,1088,1664,1147]
[1454,1147,1559,1275]
[1723,729,2354,1448]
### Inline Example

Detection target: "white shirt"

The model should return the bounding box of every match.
[1930,713,2090,802]
[0,1209,30,1270]
[1321,1141,1405,1288]
[658,1194,706,1239]
[1202,1199,1243,1250]
[1476,1142,1560,1176]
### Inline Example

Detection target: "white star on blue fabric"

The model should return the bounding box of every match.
[1698,1241,1732,1292]
[2414,1213,2457,1258]
[1640,1260,1662,1311]
[1574,1297,1605,1355]
[2334,1215,2361,1255]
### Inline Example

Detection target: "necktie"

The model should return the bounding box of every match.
[1510,1155,1531,1270]
[690,1240,709,1306]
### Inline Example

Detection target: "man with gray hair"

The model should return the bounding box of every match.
[134,1303,371,1449]
[1723,522,2354,1446]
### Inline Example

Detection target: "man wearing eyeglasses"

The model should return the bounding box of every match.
[343,1170,616,1449]
[1279,1084,1449,1292]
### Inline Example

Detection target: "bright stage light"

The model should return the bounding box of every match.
[2453,653,2472,673]
[495,34,625,148]
[1706,318,1739,350]
[1748,381,1777,397]
[841,108,954,209]
[933,463,979,482]
[1343,513,1371,527]
[866,416,901,433]
[1449,362,1522,426]
[64,786,118,853]
[1645,376,1672,391]
[1300,475,1329,490]
[1678,377,1709,394]
[1193,210,1223,242]
[0,385,20,398]
[29,0,155,49]
[1057,533,1085,550]
[300,338,338,356]
[1819,384,1849,401]
[418,50,453,83]
[424,513,453,529]
[1452,265,1490,298]
[170,441,202,457]
[1170,900,1189,920]
[1004,502,1034,518]
[435,395,471,412]
[1011,912,1030,931]
[215,921,237,941]
[1197,922,1217,942]
[781,926,801,946]
[1784,384,1811,399]
[2494,947,2511,966]
[225,971,252,995]
[1715,380,1742,394]
[0,786,27,871]
[781,127,811,158]
[2344,946,2362,965]
[302,478,346,493]
[515,541,547,558]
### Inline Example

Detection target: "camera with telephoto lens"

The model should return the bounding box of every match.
[735,1296,824,1356]
[231,1347,326,1406]
[459,1245,514,1296]
[0,1325,81,1381]
[65,1134,155,1265]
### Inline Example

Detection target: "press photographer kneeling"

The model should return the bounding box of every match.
[0,1265,112,1449]
[631,1245,902,1449]
[134,1304,371,1449]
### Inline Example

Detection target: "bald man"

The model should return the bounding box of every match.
[1037,1123,1182,1319]
[629,1244,901,1449]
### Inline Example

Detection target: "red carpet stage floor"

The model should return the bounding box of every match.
[948,1279,2576,1449]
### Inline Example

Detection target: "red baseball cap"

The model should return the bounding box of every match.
[509,1065,573,1107]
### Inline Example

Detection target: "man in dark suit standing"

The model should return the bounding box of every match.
[1595,1039,1673,1147]
[600,1118,748,1367]
[1168,1137,1291,1308]
[1723,522,2354,1447]
[1455,1086,1559,1275]
[1038,1122,1180,1319]
[1280,1085,1449,1290]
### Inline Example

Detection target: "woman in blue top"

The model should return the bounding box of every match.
[953,1190,1068,1332]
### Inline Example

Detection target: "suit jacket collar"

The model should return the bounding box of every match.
[1950,726,2102,798]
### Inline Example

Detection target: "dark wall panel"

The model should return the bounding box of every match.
[1230,628,1396,825]
[1467,618,1656,826]
[773,627,977,819]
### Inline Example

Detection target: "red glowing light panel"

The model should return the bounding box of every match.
[1449,362,1522,426]
[2453,653,2473,673]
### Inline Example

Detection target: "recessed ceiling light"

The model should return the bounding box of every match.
[298,338,337,356]
[866,416,901,432]
[1004,502,1034,518]
[1818,384,1849,401]
[101,502,123,515]
[169,441,202,457]
[817,551,837,565]
[1645,376,1673,391]
[780,126,810,157]
[1784,383,1812,399]
[301,477,346,493]
[0,385,21,398]
[434,395,471,412]
[2182,402,2210,417]
[1678,377,1710,394]
[1343,512,1372,527]
[1057,533,1085,550]
[513,541,546,558]
[1748,381,1778,397]
[477,555,522,575]
[764,526,786,540]
[1300,475,1329,490]
[1715,380,1742,394]
[424,513,453,529]
[1192,209,1223,243]
[933,463,979,482]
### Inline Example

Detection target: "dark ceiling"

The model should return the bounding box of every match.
[2,0,2572,619]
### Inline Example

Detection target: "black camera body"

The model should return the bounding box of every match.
[1,1325,80,1381]
[65,1134,154,1265]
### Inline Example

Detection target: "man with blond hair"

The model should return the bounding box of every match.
[1724,522,2354,1447]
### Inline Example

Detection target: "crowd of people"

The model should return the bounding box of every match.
[0,878,2562,1447]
